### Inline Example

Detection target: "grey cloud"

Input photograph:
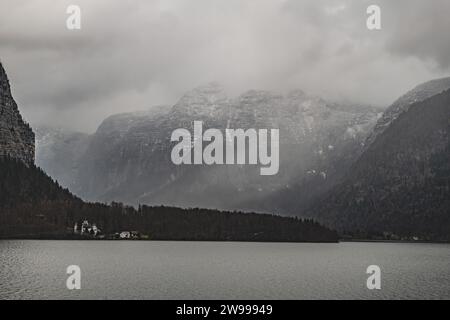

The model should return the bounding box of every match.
[0,0,449,132]
[380,0,450,69]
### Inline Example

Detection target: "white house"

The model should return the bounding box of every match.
[120,231,131,239]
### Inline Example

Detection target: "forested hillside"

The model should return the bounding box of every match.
[310,89,450,241]
[0,157,338,242]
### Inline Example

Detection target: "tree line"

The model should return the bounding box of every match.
[0,157,338,242]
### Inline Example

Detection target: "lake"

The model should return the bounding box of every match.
[0,240,449,300]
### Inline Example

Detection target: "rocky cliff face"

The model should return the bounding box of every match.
[0,62,34,165]
[62,83,379,212]
[34,83,379,213]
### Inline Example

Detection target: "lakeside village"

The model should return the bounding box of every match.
[70,220,425,242]
[67,220,424,242]
[72,220,148,240]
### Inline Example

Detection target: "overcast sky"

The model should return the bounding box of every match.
[1,0,449,132]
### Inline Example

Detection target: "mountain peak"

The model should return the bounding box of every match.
[286,89,307,100]
[0,62,12,97]
[238,89,281,101]
[391,76,450,109]
[172,82,229,117]
[188,82,227,97]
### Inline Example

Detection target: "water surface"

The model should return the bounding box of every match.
[0,240,449,299]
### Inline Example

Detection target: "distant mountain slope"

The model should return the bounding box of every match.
[67,83,379,212]
[365,77,450,148]
[311,88,450,241]
[35,126,91,189]
[0,62,34,165]
[0,61,337,241]
[35,107,170,192]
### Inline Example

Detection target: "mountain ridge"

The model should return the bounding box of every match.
[39,84,379,213]
[0,62,338,242]
[309,88,450,240]
[365,77,450,148]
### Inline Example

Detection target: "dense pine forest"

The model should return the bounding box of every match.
[0,157,338,242]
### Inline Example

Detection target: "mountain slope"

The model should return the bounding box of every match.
[35,126,91,189]
[365,77,450,148]
[0,61,334,242]
[69,83,379,212]
[311,88,450,241]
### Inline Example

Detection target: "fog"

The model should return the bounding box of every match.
[1,0,449,132]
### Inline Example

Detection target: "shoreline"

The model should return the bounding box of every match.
[1,236,449,244]
[0,237,339,244]
[341,239,450,244]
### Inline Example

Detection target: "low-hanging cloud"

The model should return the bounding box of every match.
[0,0,449,132]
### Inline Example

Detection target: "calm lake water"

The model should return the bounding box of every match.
[0,240,449,300]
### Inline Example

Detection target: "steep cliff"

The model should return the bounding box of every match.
[0,62,34,165]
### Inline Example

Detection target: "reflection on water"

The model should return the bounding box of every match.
[0,240,449,300]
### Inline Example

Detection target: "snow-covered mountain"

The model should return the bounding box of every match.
[36,83,380,212]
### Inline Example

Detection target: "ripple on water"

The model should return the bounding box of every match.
[0,241,449,300]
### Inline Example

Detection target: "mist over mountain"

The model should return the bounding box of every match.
[35,106,169,190]
[5,51,449,241]
[1,61,337,242]
[35,126,91,189]
[36,83,380,213]
[365,77,450,148]
[309,80,450,240]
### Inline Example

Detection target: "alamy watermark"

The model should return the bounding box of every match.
[64,4,381,31]
[66,5,81,30]
[366,5,381,30]
[171,121,279,176]
[66,265,81,290]
[366,265,381,290]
